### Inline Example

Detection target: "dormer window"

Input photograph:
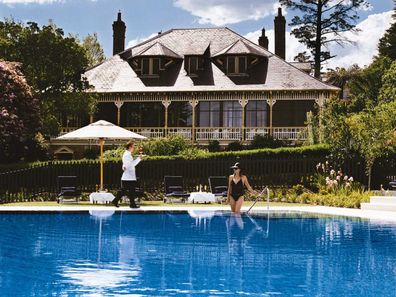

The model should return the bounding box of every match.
[141,58,160,76]
[186,56,204,77]
[227,56,247,75]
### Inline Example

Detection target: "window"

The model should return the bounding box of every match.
[246,101,267,127]
[141,58,160,76]
[223,101,242,127]
[227,56,247,75]
[187,56,204,76]
[198,101,220,127]
[168,102,192,127]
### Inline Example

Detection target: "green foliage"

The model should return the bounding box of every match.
[226,141,244,151]
[294,191,370,208]
[348,56,393,109]
[266,184,369,208]
[0,61,42,163]
[102,146,124,161]
[143,134,192,156]
[280,0,369,78]
[208,140,220,152]
[326,65,360,98]
[346,100,396,189]
[177,147,210,160]
[81,33,106,67]
[378,60,396,104]
[250,134,284,149]
[378,15,396,60]
[0,19,96,136]
[321,96,356,163]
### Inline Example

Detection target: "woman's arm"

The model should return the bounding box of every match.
[243,176,258,195]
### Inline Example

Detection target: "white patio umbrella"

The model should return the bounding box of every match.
[57,120,146,190]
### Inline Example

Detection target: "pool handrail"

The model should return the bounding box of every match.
[246,186,270,214]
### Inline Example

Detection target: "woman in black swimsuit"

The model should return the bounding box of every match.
[227,162,257,214]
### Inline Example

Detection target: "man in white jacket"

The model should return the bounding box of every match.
[112,141,143,208]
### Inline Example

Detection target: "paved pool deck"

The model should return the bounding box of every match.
[1,205,396,223]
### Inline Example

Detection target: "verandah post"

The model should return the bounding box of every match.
[266,91,277,137]
[189,95,199,143]
[162,95,171,137]
[239,93,248,142]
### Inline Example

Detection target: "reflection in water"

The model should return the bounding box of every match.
[61,262,139,292]
[1,212,396,296]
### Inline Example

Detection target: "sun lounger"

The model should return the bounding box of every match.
[208,176,228,203]
[57,176,80,204]
[390,180,396,190]
[164,176,190,203]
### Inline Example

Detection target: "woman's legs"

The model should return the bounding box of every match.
[234,197,244,214]
[230,196,244,213]
[229,198,236,212]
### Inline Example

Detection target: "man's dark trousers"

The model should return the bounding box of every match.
[112,180,138,208]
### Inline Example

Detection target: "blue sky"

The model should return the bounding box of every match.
[0,0,394,68]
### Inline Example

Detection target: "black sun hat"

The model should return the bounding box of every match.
[230,162,241,170]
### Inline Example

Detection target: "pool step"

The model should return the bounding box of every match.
[361,196,396,211]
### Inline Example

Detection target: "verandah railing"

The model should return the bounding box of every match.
[2,153,393,204]
[61,127,308,141]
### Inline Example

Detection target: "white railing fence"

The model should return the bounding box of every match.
[58,126,307,141]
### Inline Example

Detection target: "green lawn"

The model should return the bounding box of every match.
[1,201,308,207]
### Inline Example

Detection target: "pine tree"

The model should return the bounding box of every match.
[279,0,370,78]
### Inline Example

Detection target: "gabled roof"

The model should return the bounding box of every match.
[134,42,181,59]
[85,27,339,92]
[213,39,266,57]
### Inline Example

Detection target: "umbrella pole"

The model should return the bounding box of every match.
[100,138,104,191]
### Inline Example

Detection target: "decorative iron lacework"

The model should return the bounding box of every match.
[96,90,334,103]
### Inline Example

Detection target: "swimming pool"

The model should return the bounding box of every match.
[0,211,395,296]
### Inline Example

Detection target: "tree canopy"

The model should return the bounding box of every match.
[378,3,396,60]
[0,19,100,136]
[0,61,41,163]
[280,0,370,78]
[81,33,106,67]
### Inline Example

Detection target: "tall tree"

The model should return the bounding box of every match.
[326,64,360,98]
[0,19,95,136]
[378,1,396,60]
[346,100,396,190]
[0,61,41,162]
[279,0,370,78]
[81,33,106,67]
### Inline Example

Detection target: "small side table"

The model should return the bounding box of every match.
[89,192,115,204]
[188,192,216,204]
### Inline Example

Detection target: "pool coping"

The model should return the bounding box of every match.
[1,205,396,223]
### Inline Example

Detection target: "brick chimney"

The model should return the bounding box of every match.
[274,7,286,59]
[258,28,269,50]
[112,11,126,55]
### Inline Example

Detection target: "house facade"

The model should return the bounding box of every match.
[52,10,338,157]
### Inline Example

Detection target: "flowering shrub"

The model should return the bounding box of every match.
[314,161,362,194]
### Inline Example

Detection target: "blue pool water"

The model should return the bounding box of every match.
[1,211,396,296]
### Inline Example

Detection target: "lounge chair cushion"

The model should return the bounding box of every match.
[166,191,190,197]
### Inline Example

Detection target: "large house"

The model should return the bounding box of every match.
[52,9,338,158]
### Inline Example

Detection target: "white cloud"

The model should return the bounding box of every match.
[244,10,394,69]
[0,0,62,4]
[173,0,279,26]
[325,10,393,69]
[127,33,158,49]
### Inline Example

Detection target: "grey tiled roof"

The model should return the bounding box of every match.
[85,27,338,92]
[135,42,182,59]
[213,39,266,57]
